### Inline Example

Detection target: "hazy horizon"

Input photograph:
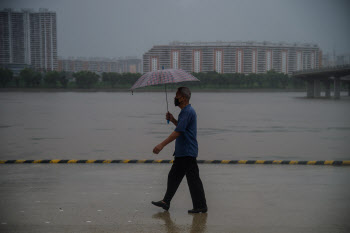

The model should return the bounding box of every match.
[1,0,349,59]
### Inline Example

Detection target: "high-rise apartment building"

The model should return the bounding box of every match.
[143,41,322,75]
[0,8,57,71]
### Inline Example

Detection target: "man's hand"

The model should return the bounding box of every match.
[153,143,164,154]
[152,131,180,155]
[166,111,175,122]
[166,111,178,126]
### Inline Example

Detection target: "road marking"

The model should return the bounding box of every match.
[1,160,349,166]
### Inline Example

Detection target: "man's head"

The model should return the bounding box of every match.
[175,87,191,107]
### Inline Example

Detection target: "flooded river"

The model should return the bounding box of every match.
[0,91,349,160]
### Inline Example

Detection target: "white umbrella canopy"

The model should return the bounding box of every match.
[130,69,199,91]
[130,69,200,123]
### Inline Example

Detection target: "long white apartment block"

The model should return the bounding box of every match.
[143,41,322,75]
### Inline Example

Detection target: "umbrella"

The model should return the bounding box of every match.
[130,68,200,123]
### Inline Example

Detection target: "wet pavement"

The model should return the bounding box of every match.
[0,164,349,233]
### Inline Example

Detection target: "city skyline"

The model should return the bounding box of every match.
[1,0,349,59]
[1,6,347,75]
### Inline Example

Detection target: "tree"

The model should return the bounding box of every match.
[20,68,41,87]
[256,74,263,88]
[291,77,305,89]
[279,74,289,89]
[246,73,257,88]
[109,72,120,87]
[265,70,280,88]
[20,68,34,87]
[73,71,99,88]
[33,72,42,87]
[58,72,69,88]
[102,72,110,84]
[234,73,245,88]
[44,71,60,87]
[120,72,140,85]
[0,67,13,87]
[102,72,121,87]
[14,76,21,88]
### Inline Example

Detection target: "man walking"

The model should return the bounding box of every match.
[152,87,207,213]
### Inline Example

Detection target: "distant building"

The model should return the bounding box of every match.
[321,53,334,67]
[0,63,32,76]
[143,41,322,75]
[0,8,57,72]
[322,52,350,67]
[57,57,142,74]
[336,54,350,66]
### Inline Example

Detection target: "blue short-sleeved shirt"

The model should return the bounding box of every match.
[174,104,198,158]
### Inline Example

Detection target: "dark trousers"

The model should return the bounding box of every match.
[163,156,207,209]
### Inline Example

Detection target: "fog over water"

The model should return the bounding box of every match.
[0,92,349,161]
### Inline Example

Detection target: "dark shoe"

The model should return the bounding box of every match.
[152,200,170,211]
[188,207,208,213]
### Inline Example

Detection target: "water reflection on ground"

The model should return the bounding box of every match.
[153,211,208,233]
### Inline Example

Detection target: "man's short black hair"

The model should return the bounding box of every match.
[177,87,191,100]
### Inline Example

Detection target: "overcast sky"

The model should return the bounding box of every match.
[2,0,350,58]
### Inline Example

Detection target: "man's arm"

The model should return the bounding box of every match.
[153,131,181,154]
[171,118,178,126]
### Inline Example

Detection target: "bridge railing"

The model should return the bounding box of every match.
[292,64,350,76]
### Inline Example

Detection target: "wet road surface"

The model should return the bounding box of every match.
[0,164,349,232]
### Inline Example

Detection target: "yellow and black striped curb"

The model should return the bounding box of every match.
[0,160,349,165]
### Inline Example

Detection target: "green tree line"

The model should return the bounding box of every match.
[0,67,308,89]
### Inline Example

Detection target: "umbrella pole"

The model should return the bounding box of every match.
[165,84,170,124]
[165,84,169,112]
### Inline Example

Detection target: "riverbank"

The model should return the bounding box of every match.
[0,88,306,93]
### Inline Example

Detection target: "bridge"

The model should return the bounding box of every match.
[292,65,350,99]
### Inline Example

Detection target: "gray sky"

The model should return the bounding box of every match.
[2,0,350,58]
